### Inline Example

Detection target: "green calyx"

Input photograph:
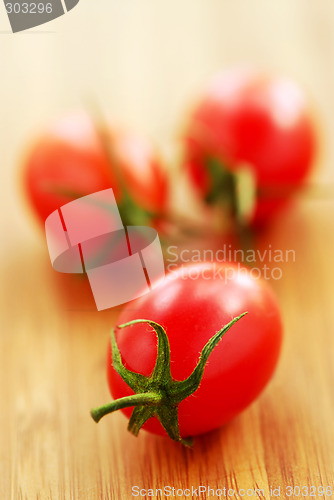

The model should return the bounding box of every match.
[205,157,257,227]
[91,312,247,446]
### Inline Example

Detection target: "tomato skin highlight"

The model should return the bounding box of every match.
[23,112,114,223]
[184,67,317,225]
[107,262,283,438]
[23,112,168,224]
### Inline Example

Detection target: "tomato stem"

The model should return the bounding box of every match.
[204,157,258,260]
[91,313,247,445]
[91,392,162,423]
[205,157,257,224]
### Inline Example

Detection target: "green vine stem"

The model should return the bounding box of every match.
[91,313,247,446]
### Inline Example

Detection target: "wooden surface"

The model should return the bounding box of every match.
[2,203,334,499]
[1,1,334,498]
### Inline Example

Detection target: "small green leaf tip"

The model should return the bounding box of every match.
[91,312,248,446]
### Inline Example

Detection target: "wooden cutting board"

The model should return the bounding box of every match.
[1,199,334,499]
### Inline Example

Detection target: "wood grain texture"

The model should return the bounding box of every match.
[2,202,334,499]
[1,1,334,498]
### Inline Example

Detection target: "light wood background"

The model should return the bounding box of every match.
[1,1,334,498]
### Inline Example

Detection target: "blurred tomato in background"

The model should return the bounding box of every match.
[22,65,319,247]
[23,111,169,230]
[183,66,318,226]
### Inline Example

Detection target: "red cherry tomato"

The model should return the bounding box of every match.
[23,111,168,224]
[184,67,317,225]
[106,262,283,439]
[114,132,168,215]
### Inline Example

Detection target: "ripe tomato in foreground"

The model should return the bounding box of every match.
[184,66,317,225]
[91,263,283,445]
